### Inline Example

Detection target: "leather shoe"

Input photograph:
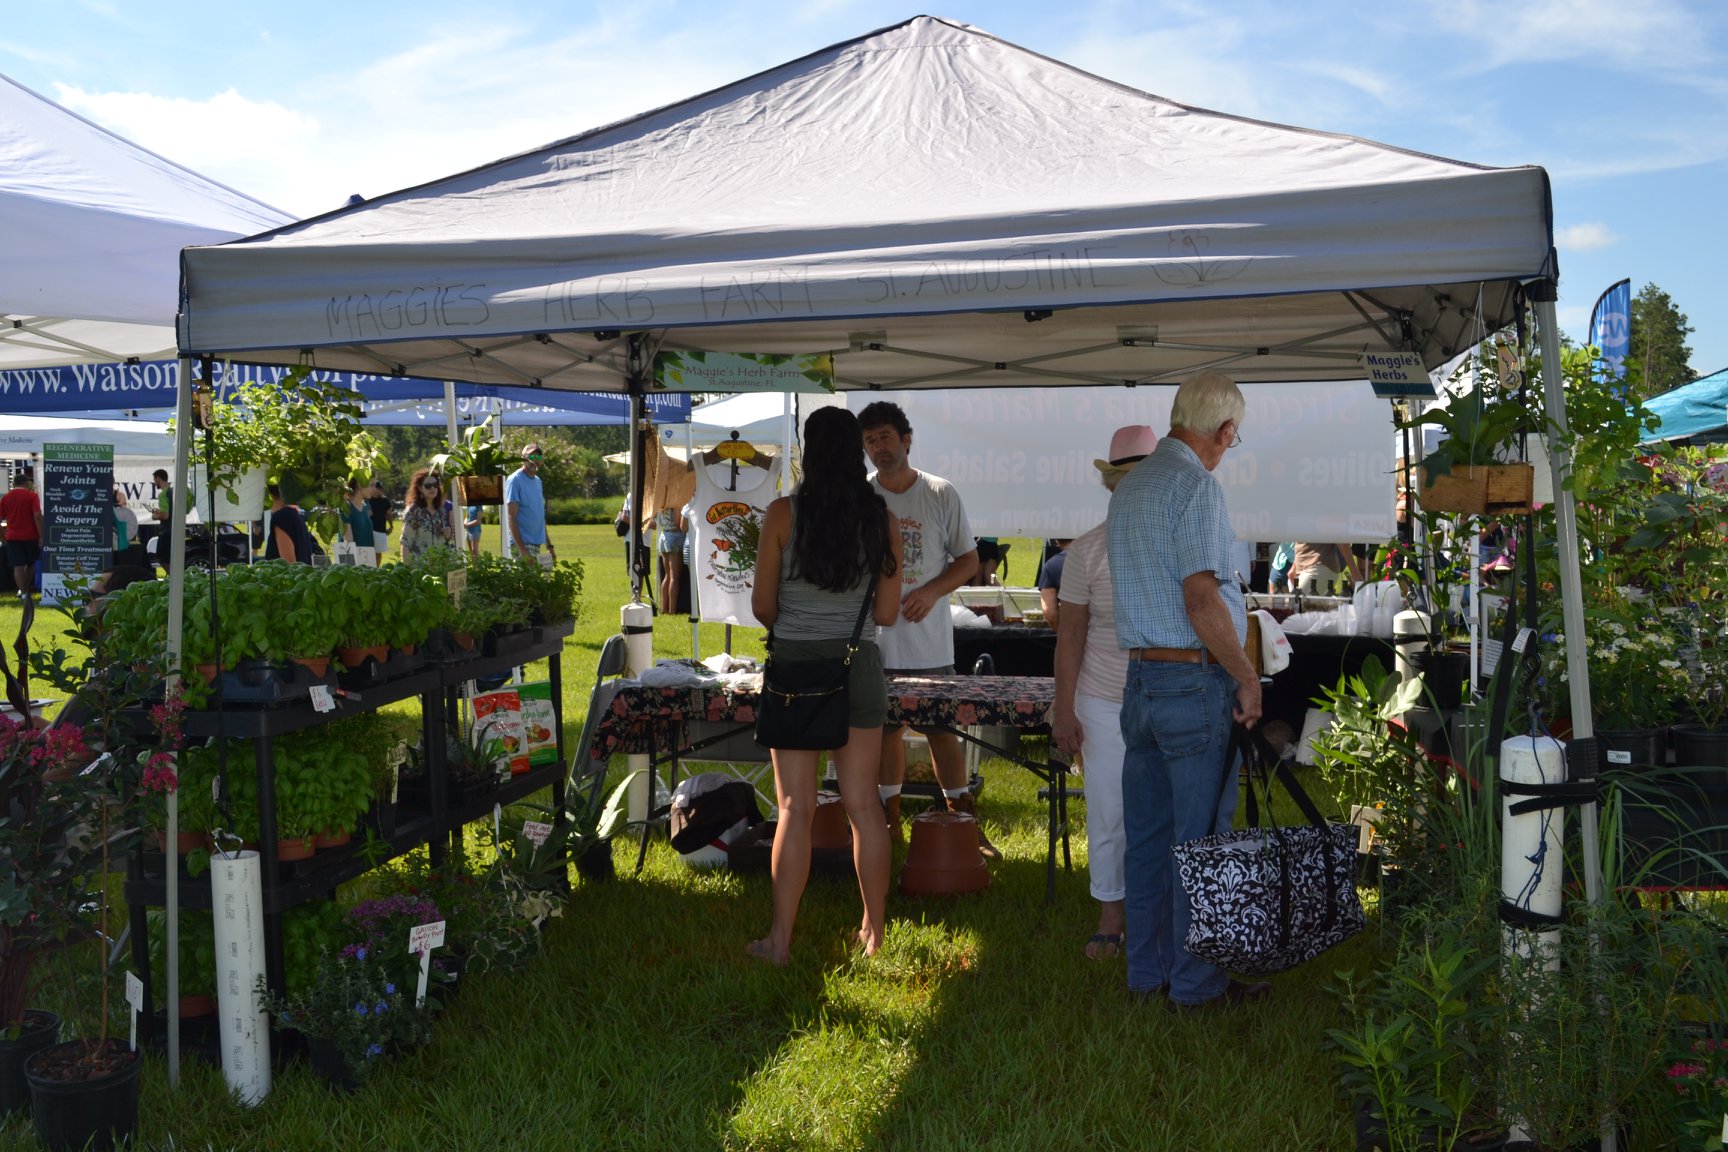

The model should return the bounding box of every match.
[1171,979,1271,1011]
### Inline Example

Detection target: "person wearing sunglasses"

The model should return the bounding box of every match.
[400,468,456,562]
[505,444,554,564]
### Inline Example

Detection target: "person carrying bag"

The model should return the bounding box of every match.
[1172,724,1365,976]
[756,591,876,750]
[744,407,903,968]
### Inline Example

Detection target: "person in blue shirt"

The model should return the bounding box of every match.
[505,443,553,564]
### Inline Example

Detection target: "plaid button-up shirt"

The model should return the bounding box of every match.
[1106,437,1245,651]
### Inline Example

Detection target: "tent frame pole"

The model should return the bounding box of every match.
[1532,287,1612,1152]
[162,355,197,1089]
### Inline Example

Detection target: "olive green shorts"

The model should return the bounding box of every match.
[767,637,886,729]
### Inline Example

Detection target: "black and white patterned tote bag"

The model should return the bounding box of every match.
[1172,726,1365,976]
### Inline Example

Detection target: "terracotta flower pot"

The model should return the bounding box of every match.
[289,655,331,679]
[156,829,208,856]
[193,663,219,686]
[334,644,388,669]
[275,836,316,862]
[312,828,351,850]
[811,793,851,852]
[899,811,990,896]
[177,995,216,1019]
[452,631,477,652]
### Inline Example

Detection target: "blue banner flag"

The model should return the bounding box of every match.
[0,359,689,424]
[1589,278,1631,383]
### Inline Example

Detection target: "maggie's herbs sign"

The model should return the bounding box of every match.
[42,442,113,600]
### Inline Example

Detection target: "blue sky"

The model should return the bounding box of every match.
[6,0,1724,375]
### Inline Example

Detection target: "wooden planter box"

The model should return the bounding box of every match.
[1418,463,1534,516]
[457,473,505,506]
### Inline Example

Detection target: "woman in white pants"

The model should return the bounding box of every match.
[1051,425,1157,958]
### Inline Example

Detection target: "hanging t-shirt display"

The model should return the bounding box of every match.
[689,453,781,627]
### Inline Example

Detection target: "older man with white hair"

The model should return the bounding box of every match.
[1105,370,1266,1010]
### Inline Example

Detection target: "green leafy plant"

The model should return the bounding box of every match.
[146,909,217,1001]
[258,947,432,1082]
[1401,346,1536,477]
[1329,923,1499,1151]
[430,415,514,477]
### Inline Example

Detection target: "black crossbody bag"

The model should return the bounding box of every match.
[755,589,875,750]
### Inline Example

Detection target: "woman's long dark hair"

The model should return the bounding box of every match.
[789,408,897,592]
[408,468,443,511]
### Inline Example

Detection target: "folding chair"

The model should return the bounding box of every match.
[568,634,630,817]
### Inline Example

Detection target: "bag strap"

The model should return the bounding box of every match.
[766,583,876,662]
[1235,725,1330,831]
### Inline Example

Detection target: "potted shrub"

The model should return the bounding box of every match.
[146,910,218,1019]
[431,414,513,507]
[258,948,431,1093]
[11,604,174,1151]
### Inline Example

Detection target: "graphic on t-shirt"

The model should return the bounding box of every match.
[898,516,925,586]
[704,499,762,596]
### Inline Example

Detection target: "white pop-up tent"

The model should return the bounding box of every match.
[173,11,1602,986]
[172,10,1581,668]
[0,72,289,372]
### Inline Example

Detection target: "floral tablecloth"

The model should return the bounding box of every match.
[589,674,1053,762]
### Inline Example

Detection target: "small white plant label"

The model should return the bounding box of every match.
[446,569,467,605]
[308,685,336,713]
[1512,627,1535,653]
[522,820,554,847]
[1607,749,1631,765]
[126,971,144,1050]
[410,920,448,1009]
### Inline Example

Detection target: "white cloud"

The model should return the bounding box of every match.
[1438,0,1717,75]
[1555,222,1618,251]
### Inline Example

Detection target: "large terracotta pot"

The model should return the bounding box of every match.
[900,811,990,896]
[811,793,851,852]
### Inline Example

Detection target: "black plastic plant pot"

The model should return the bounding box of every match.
[0,1010,58,1116]
[1597,726,1669,771]
[304,1036,360,1095]
[1407,649,1469,711]
[25,1039,140,1152]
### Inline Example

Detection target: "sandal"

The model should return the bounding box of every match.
[1084,932,1122,960]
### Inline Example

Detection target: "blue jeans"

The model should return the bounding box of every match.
[1118,660,1239,1003]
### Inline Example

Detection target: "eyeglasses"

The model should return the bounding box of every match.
[1228,425,1243,449]
[525,453,543,462]
[421,480,441,490]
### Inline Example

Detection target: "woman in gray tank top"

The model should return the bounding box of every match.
[747,408,903,966]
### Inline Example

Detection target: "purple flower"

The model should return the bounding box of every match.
[375,1001,388,1013]
[384,983,396,995]
[355,946,368,961]
[366,1043,383,1059]
[354,1002,369,1015]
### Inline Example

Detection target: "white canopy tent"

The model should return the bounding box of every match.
[171,21,1603,1113]
[0,72,289,372]
[0,413,171,456]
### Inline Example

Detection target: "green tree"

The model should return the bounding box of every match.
[1627,282,1694,400]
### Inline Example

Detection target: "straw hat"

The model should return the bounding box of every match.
[1093,424,1157,484]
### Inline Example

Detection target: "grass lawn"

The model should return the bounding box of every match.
[0,526,1366,1151]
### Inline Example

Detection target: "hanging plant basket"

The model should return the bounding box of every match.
[457,474,505,507]
[1418,463,1534,516]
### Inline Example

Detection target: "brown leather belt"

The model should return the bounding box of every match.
[1129,647,1211,664]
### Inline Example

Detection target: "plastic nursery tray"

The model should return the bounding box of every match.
[207,660,333,707]
[482,624,545,659]
[421,629,481,665]
[335,646,424,690]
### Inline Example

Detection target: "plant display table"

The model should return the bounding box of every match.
[124,631,568,1021]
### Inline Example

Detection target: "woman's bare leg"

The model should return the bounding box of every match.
[834,726,889,955]
[750,748,818,966]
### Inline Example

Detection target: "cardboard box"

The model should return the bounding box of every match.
[473,688,530,775]
[517,680,559,768]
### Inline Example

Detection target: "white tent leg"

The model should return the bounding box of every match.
[162,355,197,1088]
[1533,291,1612,1152]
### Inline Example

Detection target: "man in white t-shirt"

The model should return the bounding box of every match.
[857,402,996,858]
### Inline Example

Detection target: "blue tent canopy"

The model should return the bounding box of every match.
[1643,366,1728,445]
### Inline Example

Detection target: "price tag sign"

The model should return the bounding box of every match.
[1512,627,1535,654]
[410,920,448,1008]
[522,820,554,847]
[446,569,467,606]
[308,684,336,713]
[408,920,448,957]
[125,971,144,1051]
